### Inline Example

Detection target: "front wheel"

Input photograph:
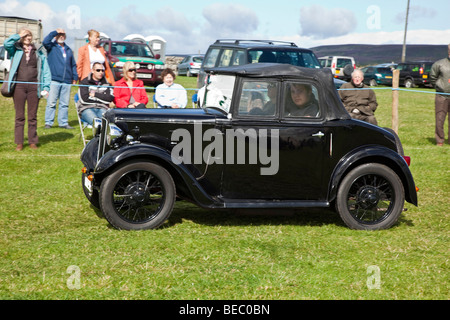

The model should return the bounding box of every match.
[100,161,176,230]
[336,164,405,230]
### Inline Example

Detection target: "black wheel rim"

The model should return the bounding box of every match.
[346,174,395,224]
[111,170,165,224]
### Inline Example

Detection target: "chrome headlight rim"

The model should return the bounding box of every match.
[106,123,124,146]
[92,118,102,136]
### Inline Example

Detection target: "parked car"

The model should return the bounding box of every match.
[198,39,345,90]
[81,63,417,231]
[360,65,393,86]
[177,54,204,77]
[395,61,434,88]
[318,56,356,81]
[100,40,164,86]
[0,45,11,80]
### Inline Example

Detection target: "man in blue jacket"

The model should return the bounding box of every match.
[43,29,78,129]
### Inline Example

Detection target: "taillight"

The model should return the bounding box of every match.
[332,63,335,69]
[190,62,195,66]
[419,67,424,74]
[353,64,356,69]
[402,156,411,166]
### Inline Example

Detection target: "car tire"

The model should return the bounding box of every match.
[336,163,405,230]
[404,79,414,88]
[369,79,378,87]
[99,161,176,230]
[187,69,192,77]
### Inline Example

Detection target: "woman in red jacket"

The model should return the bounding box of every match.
[113,61,148,108]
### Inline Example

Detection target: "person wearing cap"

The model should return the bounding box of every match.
[43,28,78,129]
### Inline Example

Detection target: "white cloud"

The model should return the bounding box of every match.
[202,3,259,36]
[279,29,450,49]
[300,5,357,39]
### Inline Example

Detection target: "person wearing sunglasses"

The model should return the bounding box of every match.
[113,61,148,109]
[77,62,114,125]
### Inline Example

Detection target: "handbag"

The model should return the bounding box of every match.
[1,71,16,98]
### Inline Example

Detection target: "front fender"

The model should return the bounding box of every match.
[94,143,218,208]
[328,146,418,206]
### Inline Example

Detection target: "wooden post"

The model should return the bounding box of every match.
[392,69,399,134]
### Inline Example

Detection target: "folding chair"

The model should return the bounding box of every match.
[74,93,90,147]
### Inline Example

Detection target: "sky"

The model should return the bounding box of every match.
[1,0,449,54]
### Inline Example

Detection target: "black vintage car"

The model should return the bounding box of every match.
[81,63,417,231]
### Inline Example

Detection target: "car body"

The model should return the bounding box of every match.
[360,66,393,86]
[395,61,434,88]
[100,40,164,86]
[318,56,356,81]
[0,45,11,80]
[177,54,204,77]
[81,63,417,231]
[198,39,345,90]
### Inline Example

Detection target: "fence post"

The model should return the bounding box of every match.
[392,69,399,134]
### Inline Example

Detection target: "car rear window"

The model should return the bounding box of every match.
[336,58,352,68]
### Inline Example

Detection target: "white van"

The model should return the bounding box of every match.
[0,45,11,80]
[318,56,355,80]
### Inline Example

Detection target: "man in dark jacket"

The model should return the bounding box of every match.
[77,62,114,125]
[43,29,78,129]
[339,69,378,125]
[430,44,450,146]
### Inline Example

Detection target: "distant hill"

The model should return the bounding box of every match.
[311,44,448,67]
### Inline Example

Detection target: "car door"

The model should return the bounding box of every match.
[220,78,327,200]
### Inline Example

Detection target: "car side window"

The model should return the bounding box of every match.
[231,50,246,66]
[283,82,320,118]
[237,80,278,117]
[218,49,233,67]
[204,48,220,68]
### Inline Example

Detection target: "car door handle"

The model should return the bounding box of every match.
[312,131,324,138]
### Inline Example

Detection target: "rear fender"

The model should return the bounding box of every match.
[328,146,418,206]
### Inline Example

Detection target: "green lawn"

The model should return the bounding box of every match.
[0,78,448,300]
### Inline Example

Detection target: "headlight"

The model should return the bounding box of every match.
[92,118,102,136]
[155,64,164,70]
[114,61,125,68]
[107,124,123,146]
[147,64,154,70]
[135,63,141,69]
[375,73,382,78]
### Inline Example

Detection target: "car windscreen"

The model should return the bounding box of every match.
[248,49,321,69]
[377,68,392,73]
[198,74,236,113]
[111,42,155,58]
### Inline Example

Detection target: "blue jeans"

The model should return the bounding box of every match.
[45,81,72,126]
[81,108,107,125]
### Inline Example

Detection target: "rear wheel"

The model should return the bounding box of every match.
[336,164,405,230]
[100,161,176,230]
[404,78,414,88]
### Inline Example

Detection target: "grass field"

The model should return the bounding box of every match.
[0,77,448,300]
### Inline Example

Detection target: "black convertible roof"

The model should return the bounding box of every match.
[207,63,351,120]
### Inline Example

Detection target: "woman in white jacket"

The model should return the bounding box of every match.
[155,68,187,108]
